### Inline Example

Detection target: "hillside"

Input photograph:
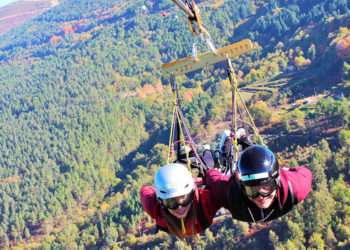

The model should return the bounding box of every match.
[0,0,349,249]
[0,0,59,35]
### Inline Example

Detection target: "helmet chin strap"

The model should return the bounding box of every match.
[158,198,164,208]
[181,218,186,234]
[248,207,275,223]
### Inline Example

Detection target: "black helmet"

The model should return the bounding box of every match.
[237,145,279,186]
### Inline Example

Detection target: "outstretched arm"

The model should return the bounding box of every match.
[140,185,160,219]
[204,169,231,207]
[281,166,313,202]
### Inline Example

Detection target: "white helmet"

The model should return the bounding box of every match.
[236,128,247,140]
[155,163,195,200]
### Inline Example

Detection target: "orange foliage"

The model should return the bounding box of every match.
[154,81,163,93]
[75,32,92,42]
[100,202,110,213]
[336,36,350,59]
[50,35,61,44]
[137,84,155,99]
[183,89,194,102]
[63,24,75,35]
[0,175,21,184]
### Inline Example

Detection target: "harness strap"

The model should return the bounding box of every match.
[167,75,207,176]
[287,180,296,205]
[181,218,186,234]
[196,198,210,229]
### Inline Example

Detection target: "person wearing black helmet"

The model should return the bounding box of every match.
[205,145,312,223]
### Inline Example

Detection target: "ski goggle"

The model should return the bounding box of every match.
[162,190,194,210]
[243,179,277,199]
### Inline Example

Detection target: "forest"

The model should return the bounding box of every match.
[0,0,349,249]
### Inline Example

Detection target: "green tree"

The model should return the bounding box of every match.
[250,101,272,126]
[308,43,317,60]
[344,62,350,80]
[325,226,336,249]
[287,221,305,248]
[56,224,80,249]
[338,129,350,147]
[308,232,325,250]
[304,189,336,235]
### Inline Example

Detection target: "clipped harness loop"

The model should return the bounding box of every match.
[167,75,208,178]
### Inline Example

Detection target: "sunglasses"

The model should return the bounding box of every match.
[162,190,194,210]
[243,180,277,199]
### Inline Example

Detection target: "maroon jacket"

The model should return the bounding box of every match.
[205,166,312,222]
[140,185,221,236]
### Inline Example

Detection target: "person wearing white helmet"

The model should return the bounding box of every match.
[140,163,221,238]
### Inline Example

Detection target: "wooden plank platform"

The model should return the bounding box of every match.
[162,39,255,76]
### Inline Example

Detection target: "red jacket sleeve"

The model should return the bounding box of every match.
[204,169,231,207]
[280,166,313,202]
[140,185,160,219]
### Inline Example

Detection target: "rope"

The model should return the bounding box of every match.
[226,56,239,174]
[167,75,207,176]
[172,0,217,53]
[177,107,207,175]
[172,0,195,18]
[225,55,267,173]
[184,0,194,13]
[176,108,192,171]
[237,91,265,145]
[172,75,191,171]
[167,105,177,164]
[181,218,186,234]
[168,76,193,172]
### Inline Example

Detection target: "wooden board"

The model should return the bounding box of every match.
[162,39,255,76]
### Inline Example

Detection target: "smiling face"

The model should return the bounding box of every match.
[248,185,277,208]
[241,177,278,209]
[162,192,194,219]
[168,199,192,219]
